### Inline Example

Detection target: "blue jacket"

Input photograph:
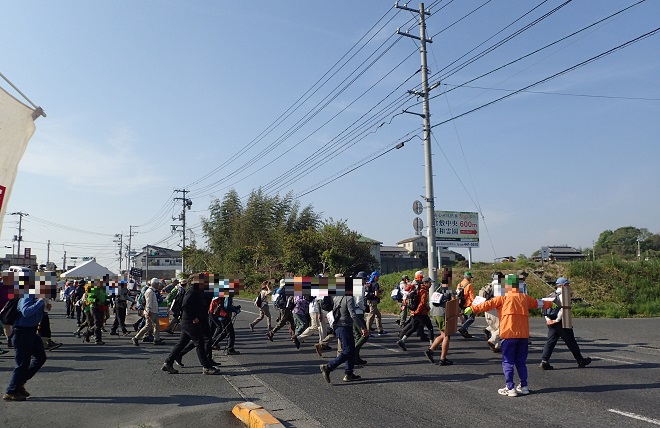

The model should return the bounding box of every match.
[15,296,45,328]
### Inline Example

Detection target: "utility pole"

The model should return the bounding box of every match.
[173,189,192,273]
[62,249,67,272]
[47,240,50,265]
[396,2,438,283]
[127,225,138,271]
[9,212,28,257]
[114,234,123,272]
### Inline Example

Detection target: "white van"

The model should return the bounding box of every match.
[6,266,32,273]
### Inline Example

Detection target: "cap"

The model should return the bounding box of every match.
[118,279,127,284]
[464,271,473,277]
[150,277,160,286]
[556,277,570,285]
[504,274,519,286]
[355,271,367,279]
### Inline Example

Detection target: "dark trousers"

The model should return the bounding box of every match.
[75,305,83,324]
[271,309,294,335]
[92,309,104,342]
[400,314,434,341]
[38,313,52,339]
[541,324,584,362]
[65,298,72,317]
[180,316,213,361]
[6,327,47,394]
[166,321,213,369]
[111,307,128,334]
[212,317,235,350]
[353,314,368,355]
[327,325,355,375]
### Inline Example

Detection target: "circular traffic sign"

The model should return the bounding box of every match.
[413,217,423,233]
[412,200,423,215]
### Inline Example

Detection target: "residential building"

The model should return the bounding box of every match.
[132,245,182,281]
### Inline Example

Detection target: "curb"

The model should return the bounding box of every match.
[232,402,285,428]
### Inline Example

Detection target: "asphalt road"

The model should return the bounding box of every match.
[2,299,660,428]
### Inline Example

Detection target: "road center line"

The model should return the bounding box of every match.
[608,409,660,426]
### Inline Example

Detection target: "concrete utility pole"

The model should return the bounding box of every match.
[114,234,123,272]
[47,240,50,265]
[173,189,192,273]
[396,2,438,283]
[128,225,138,270]
[9,212,28,257]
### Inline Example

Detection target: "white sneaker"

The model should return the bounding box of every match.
[498,386,518,397]
[515,384,530,395]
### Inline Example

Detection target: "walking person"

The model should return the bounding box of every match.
[110,279,132,336]
[266,279,295,342]
[457,271,476,338]
[73,279,85,325]
[132,278,164,346]
[426,268,454,366]
[249,281,272,332]
[539,277,591,370]
[397,276,434,351]
[464,274,556,397]
[319,295,369,383]
[161,273,220,375]
[364,271,387,335]
[3,287,50,401]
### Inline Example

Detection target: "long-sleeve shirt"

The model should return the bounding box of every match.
[411,286,430,316]
[333,296,365,330]
[181,287,208,323]
[457,278,475,308]
[14,296,45,328]
[144,286,159,314]
[470,289,554,339]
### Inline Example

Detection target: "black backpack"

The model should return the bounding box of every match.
[320,296,334,312]
[0,297,21,326]
[170,288,185,320]
[274,292,286,310]
[456,287,466,308]
[406,288,419,311]
[543,293,562,320]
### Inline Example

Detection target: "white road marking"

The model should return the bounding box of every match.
[608,409,660,426]
[595,356,640,365]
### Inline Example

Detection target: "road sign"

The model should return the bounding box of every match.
[24,247,31,258]
[412,200,423,215]
[434,211,479,248]
[413,217,423,234]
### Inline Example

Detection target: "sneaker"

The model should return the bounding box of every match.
[293,337,300,349]
[314,343,323,357]
[515,384,530,395]
[249,324,254,332]
[174,358,185,367]
[377,331,388,336]
[131,337,139,346]
[226,348,241,355]
[498,386,518,397]
[343,373,362,382]
[2,392,26,401]
[320,364,331,383]
[397,340,407,351]
[0,349,8,355]
[161,363,179,374]
[539,361,553,370]
[458,328,473,339]
[424,349,435,364]
[266,332,274,342]
[203,367,220,375]
[484,328,491,340]
[487,341,497,352]
[578,357,592,368]
[16,385,30,398]
[438,358,453,366]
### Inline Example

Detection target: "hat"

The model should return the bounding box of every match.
[556,277,570,285]
[150,277,160,286]
[422,276,432,283]
[464,271,473,277]
[355,271,367,279]
[118,279,127,284]
[504,274,519,286]
[172,279,179,284]
[401,275,409,281]
[279,278,286,287]
[517,270,528,279]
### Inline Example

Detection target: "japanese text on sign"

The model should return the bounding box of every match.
[434,211,479,248]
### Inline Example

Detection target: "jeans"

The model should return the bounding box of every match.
[461,312,475,330]
[6,327,47,394]
[501,338,528,390]
[327,326,355,375]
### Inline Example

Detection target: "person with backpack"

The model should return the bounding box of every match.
[266,279,295,342]
[364,271,387,336]
[394,275,409,326]
[294,294,326,351]
[456,271,476,338]
[163,279,186,334]
[464,274,557,397]
[210,293,241,355]
[3,279,50,401]
[110,279,132,337]
[397,277,434,352]
[73,279,85,325]
[426,268,454,366]
[539,277,591,370]
[249,281,272,332]
[319,294,369,383]
[131,278,164,346]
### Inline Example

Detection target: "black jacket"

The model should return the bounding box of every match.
[181,287,208,323]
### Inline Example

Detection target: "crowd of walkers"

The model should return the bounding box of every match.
[0,268,591,401]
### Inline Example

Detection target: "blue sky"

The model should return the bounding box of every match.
[1,0,659,272]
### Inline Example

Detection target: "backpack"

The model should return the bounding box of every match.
[478,283,494,301]
[320,295,334,312]
[274,291,286,310]
[210,296,228,318]
[331,297,343,328]
[254,292,263,308]
[406,288,419,311]
[285,296,295,311]
[0,297,21,326]
[137,291,146,308]
[391,285,403,301]
[456,287,466,308]
[170,288,185,319]
[543,293,562,320]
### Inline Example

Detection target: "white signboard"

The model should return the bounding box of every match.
[434,211,479,248]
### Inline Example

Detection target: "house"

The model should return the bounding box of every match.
[132,245,182,281]
[377,236,465,274]
[536,246,587,262]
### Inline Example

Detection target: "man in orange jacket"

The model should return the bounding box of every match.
[457,271,476,338]
[465,274,556,397]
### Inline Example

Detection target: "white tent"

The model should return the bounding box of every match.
[60,259,116,279]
